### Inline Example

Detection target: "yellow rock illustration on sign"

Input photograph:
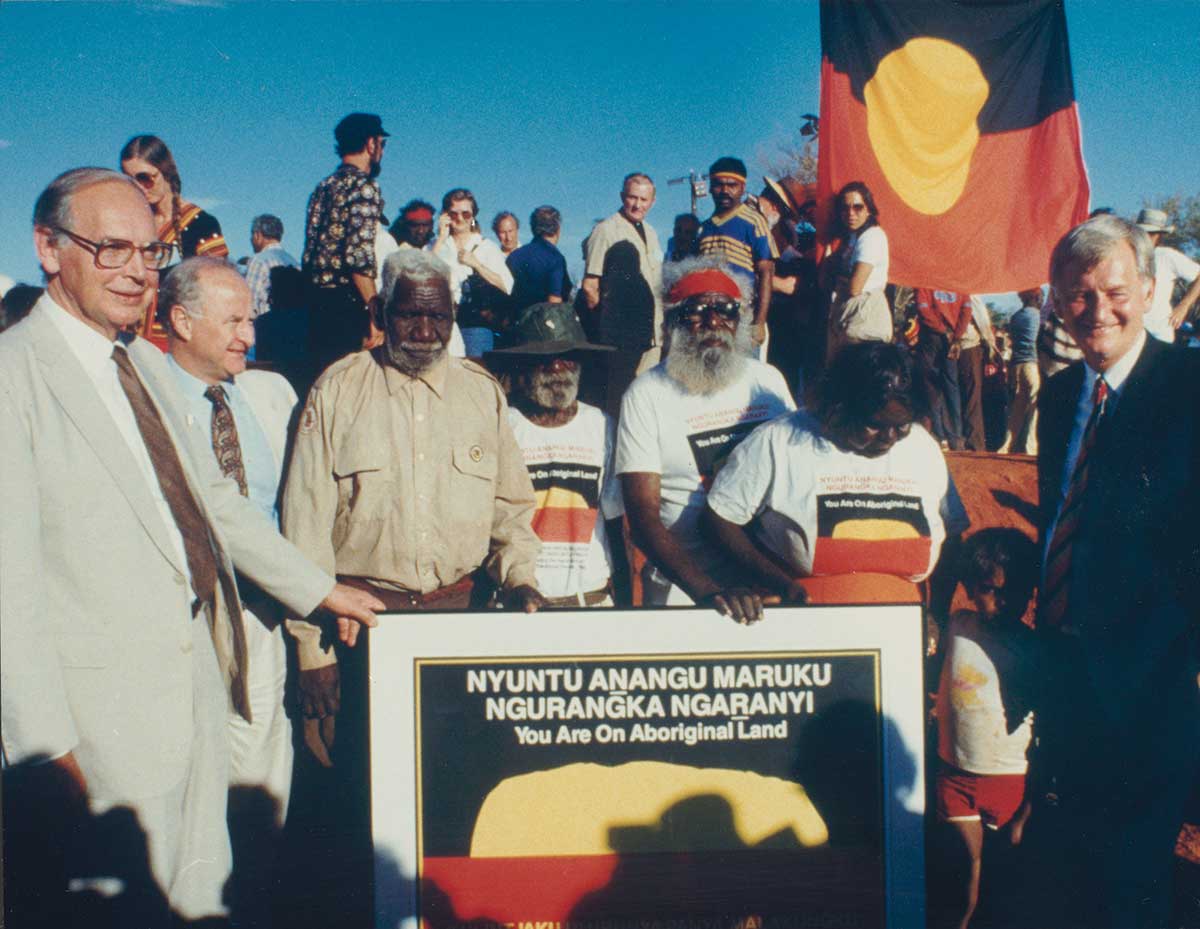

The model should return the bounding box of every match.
[470,761,829,857]
[865,37,990,216]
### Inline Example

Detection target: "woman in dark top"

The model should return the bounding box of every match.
[121,134,229,346]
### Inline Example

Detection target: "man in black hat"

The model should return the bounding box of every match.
[301,112,390,381]
[489,303,628,606]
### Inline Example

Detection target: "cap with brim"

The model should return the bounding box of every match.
[762,177,800,218]
[488,302,615,356]
[334,112,390,150]
[1135,208,1175,234]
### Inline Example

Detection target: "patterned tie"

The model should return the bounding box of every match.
[205,385,249,497]
[111,346,219,607]
[1041,376,1109,630]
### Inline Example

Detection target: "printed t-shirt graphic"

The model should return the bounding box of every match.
[615,360,795,575]
[813,488,930,576]
[707,411,966,582]
[508,404,622,598]
[817,0,1089,294]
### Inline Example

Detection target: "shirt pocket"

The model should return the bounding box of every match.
[332,453,391,522]
[450,441,498,531]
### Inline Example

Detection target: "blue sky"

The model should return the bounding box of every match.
[2,0,1198,293]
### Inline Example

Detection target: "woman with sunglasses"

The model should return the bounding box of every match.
[824,180,892,362]
[432,187,514,356]
[705,341,966,606]
[120,135,229,346]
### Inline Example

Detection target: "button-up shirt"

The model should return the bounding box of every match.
[282,350,540,668]
[584,211,664,344]
[244,243,299,318]
[165,356,280,523]
[302,164,384,288]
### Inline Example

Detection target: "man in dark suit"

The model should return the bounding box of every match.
[1032,214,1200,928]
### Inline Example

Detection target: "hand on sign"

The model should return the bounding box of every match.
[506,584,546,614]
[320,583,383,647]
[703,588,770,625]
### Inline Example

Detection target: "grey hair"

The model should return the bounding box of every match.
[251,214,283,241]
[661,254,755,314]
[32,167,144,244]
[1049,214,1155,291]
[380,248,454,309]
[158,257,241,336]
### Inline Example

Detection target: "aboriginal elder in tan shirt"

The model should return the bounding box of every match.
[283,248,543,738]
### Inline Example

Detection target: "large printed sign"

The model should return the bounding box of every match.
[370,607,925,929]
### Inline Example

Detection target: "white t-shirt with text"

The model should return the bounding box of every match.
[707,411,965,582]
[508,403,623,599]
[615,360,795,589]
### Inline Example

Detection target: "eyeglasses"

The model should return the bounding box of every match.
[676,300,741,323]
[130,170,159,190]
[54,227,174,270]
[841,202,868,213]
[448,209,474,220]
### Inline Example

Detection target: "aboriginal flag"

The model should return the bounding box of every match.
[818,0,1090,294]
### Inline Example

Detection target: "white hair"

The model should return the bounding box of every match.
[661,254,756,313]
[380,248,454,308]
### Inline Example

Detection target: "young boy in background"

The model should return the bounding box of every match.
[934,528,1041,929]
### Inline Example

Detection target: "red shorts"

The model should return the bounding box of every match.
[936,763,1026,829]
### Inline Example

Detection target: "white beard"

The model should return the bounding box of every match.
[386,339,445,376]
[664,319,751,395]
[526,367,581,411]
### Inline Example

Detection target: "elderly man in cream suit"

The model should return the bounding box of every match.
[0,167,382,927]
[162,256,302,925]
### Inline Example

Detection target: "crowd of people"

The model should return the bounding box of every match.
[2,110,1199,929]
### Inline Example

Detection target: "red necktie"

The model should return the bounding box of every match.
[1041,376,1108,630]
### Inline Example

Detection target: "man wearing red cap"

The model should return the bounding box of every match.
[615,257,794,623]
[697,156,778,354]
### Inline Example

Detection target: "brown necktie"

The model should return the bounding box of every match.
[111,345,219,607]
[205,385,249,497]
[1041,376,1108,630]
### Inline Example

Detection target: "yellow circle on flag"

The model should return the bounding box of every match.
[864,37,990,216]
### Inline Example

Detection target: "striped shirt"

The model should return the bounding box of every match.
[697,203,778,278]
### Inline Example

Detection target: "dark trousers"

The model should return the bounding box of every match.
[956,344,986,451]
[1024,636,1199,928]
[915,328,963,449]
[307,283,368,383]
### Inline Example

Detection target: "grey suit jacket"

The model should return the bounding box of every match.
[0,299,331,801]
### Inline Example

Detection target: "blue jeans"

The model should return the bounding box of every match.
[460,327,494,357]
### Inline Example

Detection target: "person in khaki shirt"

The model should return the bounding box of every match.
[580,173,665,415]
[284,248,544,719]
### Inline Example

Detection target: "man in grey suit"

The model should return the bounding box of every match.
[0,167,383,926]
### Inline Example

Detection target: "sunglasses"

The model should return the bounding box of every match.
[131,171,159,189]
[448,209,474,220]
[841,202,868,213]
[677,300,740,322]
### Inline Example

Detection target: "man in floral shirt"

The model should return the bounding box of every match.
[302,112,389,378]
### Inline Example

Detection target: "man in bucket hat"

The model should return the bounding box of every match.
[489,302,628,606]
[1134,207,1200,342]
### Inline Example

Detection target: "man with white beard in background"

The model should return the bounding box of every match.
[615,257,794,623]
[489,302,628,606]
